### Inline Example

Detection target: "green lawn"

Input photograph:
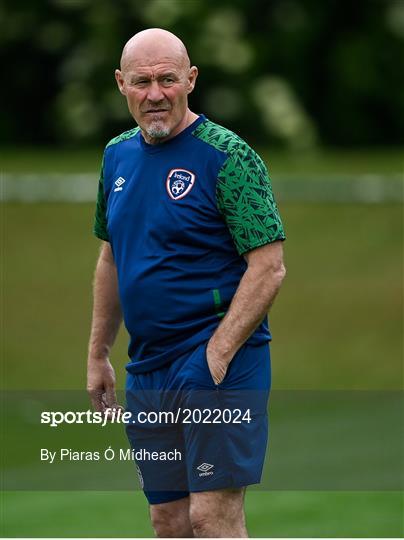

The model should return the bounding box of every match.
[1,146,403,174]
[2,491,402,537]
[3,202,402,390]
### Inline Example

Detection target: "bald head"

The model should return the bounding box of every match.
[120,28,190,72]
[115,29,198,145]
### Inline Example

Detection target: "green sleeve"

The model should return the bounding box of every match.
[216,145,285,255]
[93,157,109,241]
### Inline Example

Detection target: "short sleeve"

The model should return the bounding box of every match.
[93,156,110,241]
[216,145,285,255]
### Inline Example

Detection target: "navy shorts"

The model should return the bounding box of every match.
[125,340,271,505]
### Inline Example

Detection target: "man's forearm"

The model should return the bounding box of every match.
[208,243,286,363]
[88,243,123,360]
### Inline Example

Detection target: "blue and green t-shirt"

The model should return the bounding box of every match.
[94,115,285,373]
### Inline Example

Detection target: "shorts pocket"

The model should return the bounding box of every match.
[202,342,219,387]
[202,341,233,388]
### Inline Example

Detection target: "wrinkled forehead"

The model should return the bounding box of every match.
[121,43,189,73]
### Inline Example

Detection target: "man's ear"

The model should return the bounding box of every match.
[187,66,198,94]
[115,69,126,96]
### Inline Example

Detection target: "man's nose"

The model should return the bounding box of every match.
[146,81,165,102]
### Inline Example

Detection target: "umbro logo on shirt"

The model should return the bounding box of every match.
[166,169,196,200]
[114,177,126,192]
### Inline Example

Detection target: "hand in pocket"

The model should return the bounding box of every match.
[205,341,230,385]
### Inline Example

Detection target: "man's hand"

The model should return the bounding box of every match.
[206,340,231,385]
[87,357,122,412]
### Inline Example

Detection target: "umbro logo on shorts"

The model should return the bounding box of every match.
[166,168,196,200]
[197,462,214,476]
[114,176,126,192]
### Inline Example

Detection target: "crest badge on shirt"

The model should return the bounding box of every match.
[166,168,196,200]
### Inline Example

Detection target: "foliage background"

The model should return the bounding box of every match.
[2,0,404,148]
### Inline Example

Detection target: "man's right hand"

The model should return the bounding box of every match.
[87,357,122,412]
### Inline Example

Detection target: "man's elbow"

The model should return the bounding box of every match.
[269,261,286,289]
[245,242,286,288]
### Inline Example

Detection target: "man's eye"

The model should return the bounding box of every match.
[163,78,174,84]
[130,79,148,86]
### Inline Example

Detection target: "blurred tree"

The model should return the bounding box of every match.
[1,0,402,147]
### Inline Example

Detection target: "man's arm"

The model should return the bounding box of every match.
[87,241,123,411]
[207,240,286,384]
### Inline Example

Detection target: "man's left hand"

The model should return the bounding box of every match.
[206,341,232,385]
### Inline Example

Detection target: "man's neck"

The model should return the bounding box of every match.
[141,109,199,145]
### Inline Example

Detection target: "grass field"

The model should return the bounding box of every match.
[2,491,402,537]
[3,202,402,390]
[1,148,403,537]
[1,146,403,174]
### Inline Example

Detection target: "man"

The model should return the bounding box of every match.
[87,28,286,538]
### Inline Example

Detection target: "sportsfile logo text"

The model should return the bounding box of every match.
[41,409,132,428]
[40,407,252,427]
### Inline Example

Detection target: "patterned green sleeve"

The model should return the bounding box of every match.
[93,157,109,241]
[216,145,285,255]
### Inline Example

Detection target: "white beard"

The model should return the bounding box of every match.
[145,121,170,139]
